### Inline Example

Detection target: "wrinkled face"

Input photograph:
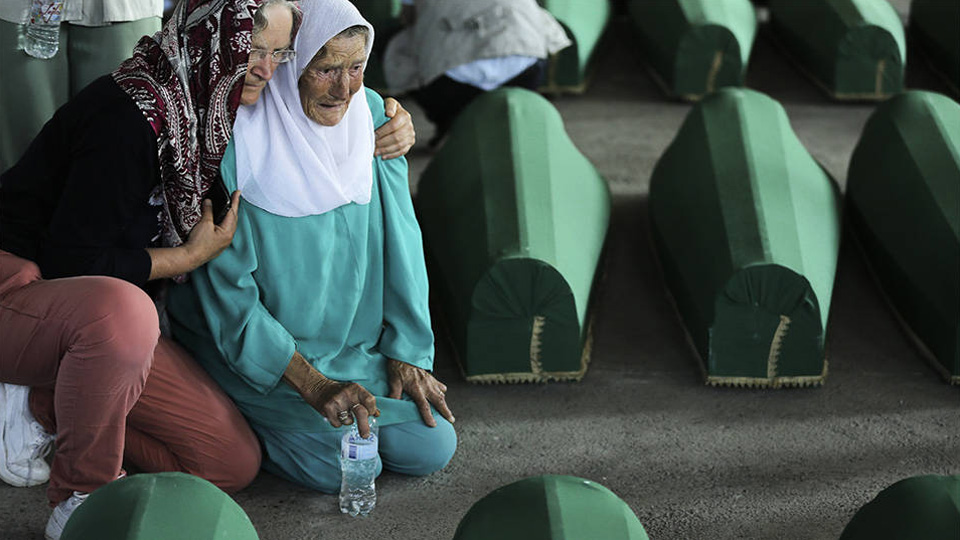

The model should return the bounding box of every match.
[298,33,366,126]
[241,3,294,106]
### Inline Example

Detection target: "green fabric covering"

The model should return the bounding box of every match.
[649,87,841,387]
[417,88,610,383]
[0,18,160,173]
[839,475,960,540]
[453,475,649,540]
[60,473,259,540]
[768,0,905,99]
[846,91,960,385]
[910,0,960,94]
[538,0,611,93]
[350,0,403,90]
[628,0,757,100]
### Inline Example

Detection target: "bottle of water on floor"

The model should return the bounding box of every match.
[339,417,378,517]
[23,0,63,59]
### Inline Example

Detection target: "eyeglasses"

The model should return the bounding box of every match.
[249,48,296,64]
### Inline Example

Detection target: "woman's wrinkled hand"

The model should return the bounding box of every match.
[283,352,379,438]
[375,97,416,160]
[387,358,454,427]
[303,377,379,438]
[183,190,241,268]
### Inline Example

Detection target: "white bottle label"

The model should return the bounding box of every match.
[342,434,378,461]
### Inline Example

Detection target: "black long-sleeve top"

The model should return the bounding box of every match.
[0,76,160,286]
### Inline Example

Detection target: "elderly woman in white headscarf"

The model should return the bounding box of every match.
[167,0,456,493]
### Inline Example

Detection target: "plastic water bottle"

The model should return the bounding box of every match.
[339,417,378,517]
[23,0,63,59]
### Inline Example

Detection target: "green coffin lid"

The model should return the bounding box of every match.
[539,0,612,94]
[768,0,906,100]
[628,0,757,100]
[649,87,841,388]
[349,0,403,90]
[453,475,649,540]
[60,472,259,540]
[417,88,610,383]
[909,0,960,94]
[839,475,960,540]
[847,91,960,384]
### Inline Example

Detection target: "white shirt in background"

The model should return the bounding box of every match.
[0,0,163,27]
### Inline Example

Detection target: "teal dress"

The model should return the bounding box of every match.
[168,89,456,492]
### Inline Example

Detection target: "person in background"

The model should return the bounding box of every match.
[0,0,413,537]
[383,0,571,147]
[0,0,163,173]
[167,0,456,495]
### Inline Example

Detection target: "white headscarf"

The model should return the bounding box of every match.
[233,0,376,217]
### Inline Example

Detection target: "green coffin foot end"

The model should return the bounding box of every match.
[628,0,757,101]
[704,264,828,388]
[768,0,906,100]
[650,88,840,388]
[418,88,610,384]
[460,258,596,384]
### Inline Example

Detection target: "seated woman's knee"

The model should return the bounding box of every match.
[201,437,262,494]
[416,419,457,474]
[383,418,457,477]
[77,277,159,370]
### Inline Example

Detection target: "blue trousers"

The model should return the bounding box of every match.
[255,416,457,493]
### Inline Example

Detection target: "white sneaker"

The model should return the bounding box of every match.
[44,491,88,540]
[0,383,55,487]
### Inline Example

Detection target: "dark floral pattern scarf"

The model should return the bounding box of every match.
[113,0,260,247]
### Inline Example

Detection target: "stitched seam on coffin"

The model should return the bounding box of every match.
[767,314,791,379]
[875,58,886,96]
[706,50,723,93]
[530,315,546,376]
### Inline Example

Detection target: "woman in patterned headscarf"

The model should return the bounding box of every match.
[0,3,268,537]
[0,1,415,537]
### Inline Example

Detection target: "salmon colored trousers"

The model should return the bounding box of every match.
[0,251,261,505]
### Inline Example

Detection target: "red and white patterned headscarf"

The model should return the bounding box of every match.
[113,0,260,247]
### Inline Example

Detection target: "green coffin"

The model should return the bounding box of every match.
[350,0,404,90]
[417,88,610,383]
[768,0,906,100]
[60,473,259,540]
[846,91,960,385]
[453,475,649,540]
[839,475,960,540]
[910,0,960,94]
[628,0,758,100]
[538,0,612,93]
[649,87,841,388]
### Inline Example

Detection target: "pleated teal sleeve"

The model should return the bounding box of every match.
[378,141,434,371]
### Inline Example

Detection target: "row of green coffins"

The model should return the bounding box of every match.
[353,0,958,100]
[650,88,958,387]
[417,87,959,387]
[628,0,959,100]
[61,472,960,539]
[456,474,960,540]
[350,0,612,94]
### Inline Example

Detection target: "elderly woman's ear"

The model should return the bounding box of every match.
[375,97,416,159]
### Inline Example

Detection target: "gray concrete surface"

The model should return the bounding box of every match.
[2,2,957,539]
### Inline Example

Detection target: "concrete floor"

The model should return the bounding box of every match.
[2,1,957,539]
